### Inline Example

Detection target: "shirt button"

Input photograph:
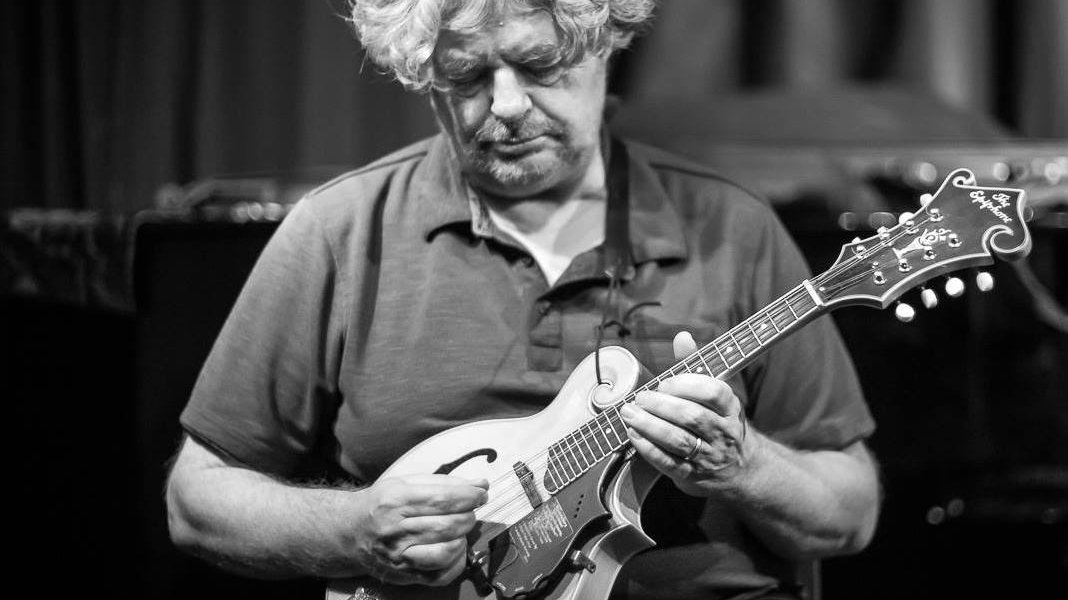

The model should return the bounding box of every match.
[523,256,535,267]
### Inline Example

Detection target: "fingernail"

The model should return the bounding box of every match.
[620,404,636,419]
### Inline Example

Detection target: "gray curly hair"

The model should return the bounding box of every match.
[348,0,656,91]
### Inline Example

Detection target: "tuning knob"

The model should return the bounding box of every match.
[920,287,939,309]
[945,276,965,298]
[894,301,916,322]
[976,271,995,292]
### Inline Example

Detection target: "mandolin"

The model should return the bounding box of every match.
[327,168,1032,600]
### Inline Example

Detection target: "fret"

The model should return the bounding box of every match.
[605,408,628,447]
[684,354,707,375]
[565,433,589,470]
[752,314,778,343]
[553,444,577,480]
[791,290,816,314]
[710,354,728,376]
[592,415,613,452]
[713,341,731,367]
[578,429,598,463]
[545,469,560,493]
[695,350,714,375]
[785,295,800,319]
[597,411,619,448]
[736,327,760,354]
[545,447,565,491]
[579,423,602,459]
[744,321,763,348]
[565,436,586,472]
[726,330,743,354]
[771,301,794,330]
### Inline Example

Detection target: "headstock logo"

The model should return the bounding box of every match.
[970,190,1014,224]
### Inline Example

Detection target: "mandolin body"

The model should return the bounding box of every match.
[326,346,661,600]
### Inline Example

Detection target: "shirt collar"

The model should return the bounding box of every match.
[418,133,688,266]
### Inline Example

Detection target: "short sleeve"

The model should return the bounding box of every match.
[179,199,347,476]
[742,207,875,451]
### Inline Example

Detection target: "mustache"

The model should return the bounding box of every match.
[473,115,563,144]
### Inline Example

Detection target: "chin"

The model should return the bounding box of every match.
[470,149,574,197]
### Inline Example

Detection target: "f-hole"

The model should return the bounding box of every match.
[435,448,498,475]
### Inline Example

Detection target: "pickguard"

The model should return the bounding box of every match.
[478,455,620,598]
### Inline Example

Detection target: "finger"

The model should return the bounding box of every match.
[655,374,739,418]
[399,483,490,516]
[634,389,729,438]
[672,330,699,359]
[400,474,490,490]
[625,427,692,480]
[400,538,467,573]
[619,401,700,460]
[423,550,469,587]
[400,512,478,544]
[378,539,468,586]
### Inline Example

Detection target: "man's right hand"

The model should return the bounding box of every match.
[353,474,489,586]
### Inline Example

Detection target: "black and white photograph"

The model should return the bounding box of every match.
[2,1,1065,599]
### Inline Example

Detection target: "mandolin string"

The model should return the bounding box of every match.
[475,285,837,522]
[474,285,829,521]
[813,213,935,289]
[476,293,825,522]
[477,216,935,521]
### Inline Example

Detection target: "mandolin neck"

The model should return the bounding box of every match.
[542,280,825,494]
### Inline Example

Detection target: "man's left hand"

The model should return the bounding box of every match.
[619,331,758,496]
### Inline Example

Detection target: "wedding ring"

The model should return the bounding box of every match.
[684,436,703,461]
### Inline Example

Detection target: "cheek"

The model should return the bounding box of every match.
[543,70,606,141]
[432,90,490,142]
[451,96,491,140]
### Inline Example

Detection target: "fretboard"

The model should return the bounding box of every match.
[543,282,823,493]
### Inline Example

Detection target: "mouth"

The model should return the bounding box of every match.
[485,134,551,156]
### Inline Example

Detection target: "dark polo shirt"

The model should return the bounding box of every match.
[181,133,874,599]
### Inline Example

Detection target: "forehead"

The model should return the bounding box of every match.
[434,10,560,64]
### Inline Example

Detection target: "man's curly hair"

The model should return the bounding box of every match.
[348,0,656,92]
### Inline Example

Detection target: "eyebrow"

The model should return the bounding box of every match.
[437,54,484,74]
[503,42,560,64]
[437,37,561,68]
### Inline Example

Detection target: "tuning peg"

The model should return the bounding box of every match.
[897,211,915,226]
[919,193,934,206]
[945,276,965,298]
[894,301,916,323]
[976,271,994,292]
[920,287,939,309]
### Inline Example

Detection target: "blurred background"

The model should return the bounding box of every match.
[2,1,1065,599]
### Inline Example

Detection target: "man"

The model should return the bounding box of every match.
[166,1,881,599]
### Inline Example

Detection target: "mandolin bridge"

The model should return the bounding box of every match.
[513,461,544,508]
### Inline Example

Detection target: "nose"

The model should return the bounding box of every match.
[489,67,531,122]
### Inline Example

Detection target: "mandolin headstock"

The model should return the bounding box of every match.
[811,168,1032,311]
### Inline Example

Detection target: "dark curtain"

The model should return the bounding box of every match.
[2,0,1065,210]
[2,0,435,213]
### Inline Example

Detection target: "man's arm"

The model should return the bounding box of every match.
[165,436,488,584]
[713,436,879,559]
[619,332,881,560]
